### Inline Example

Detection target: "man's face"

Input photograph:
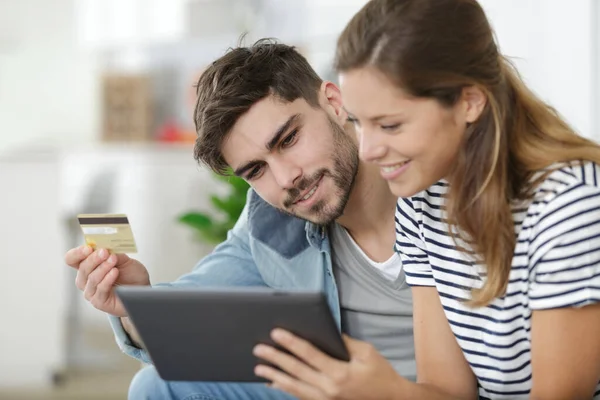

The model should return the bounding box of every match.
[221,93,358,225]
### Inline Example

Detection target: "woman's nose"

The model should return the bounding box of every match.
[358,127,387,163]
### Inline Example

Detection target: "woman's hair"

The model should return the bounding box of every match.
[335,0,600,306]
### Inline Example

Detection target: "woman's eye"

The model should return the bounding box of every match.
[347,116,360,126]
[381,124,400,131]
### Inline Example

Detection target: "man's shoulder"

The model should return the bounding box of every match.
[245,190,312,259]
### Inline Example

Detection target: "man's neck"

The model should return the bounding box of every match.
[336,160,397,238]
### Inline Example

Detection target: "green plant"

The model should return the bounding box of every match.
[178,170,250,244]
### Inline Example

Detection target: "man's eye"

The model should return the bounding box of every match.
[281,130,298,148]
[246,165,263,180]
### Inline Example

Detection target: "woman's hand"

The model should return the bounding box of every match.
[253,329,407,400]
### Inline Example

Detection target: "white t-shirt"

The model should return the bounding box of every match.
[395,162,600,399]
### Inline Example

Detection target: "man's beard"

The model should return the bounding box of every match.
[282,115,359,226]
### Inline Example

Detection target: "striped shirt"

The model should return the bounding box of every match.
[395,162,600,399]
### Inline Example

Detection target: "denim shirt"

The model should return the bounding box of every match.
[109,189,341,364]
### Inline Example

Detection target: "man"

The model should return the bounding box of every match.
[65,39,415,400]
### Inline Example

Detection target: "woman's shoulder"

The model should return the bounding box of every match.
[522,161,600,237]
[530,161,600,204]
[522,161,600,311]
[395,179,449,214]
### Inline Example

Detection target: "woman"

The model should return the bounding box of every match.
[251,0,600,399]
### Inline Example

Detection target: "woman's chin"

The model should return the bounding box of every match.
[388,181,424,198]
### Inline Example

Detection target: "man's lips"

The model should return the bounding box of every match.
[293,175,323,204]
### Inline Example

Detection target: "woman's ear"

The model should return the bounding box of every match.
[462,86,487,124]
[320,81,347,123]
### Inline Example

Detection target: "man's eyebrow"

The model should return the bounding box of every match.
[266,114,300,151]
[233,114,300,177]
[233,159,261,177]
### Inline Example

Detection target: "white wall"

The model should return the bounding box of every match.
[479,0,598,140]
[0,149,67,387]
[282,0,371,77]
[593,0,600,140]
[0,0,99,154]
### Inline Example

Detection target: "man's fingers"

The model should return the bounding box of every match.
[76,251,115,292]
[90,268,120,311]
[79,248,111,276]
[83,258,117,301]
[65,245,92,268]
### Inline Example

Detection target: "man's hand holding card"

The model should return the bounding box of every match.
[64,213,150,318]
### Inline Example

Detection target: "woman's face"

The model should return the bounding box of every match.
[339,67,485,197]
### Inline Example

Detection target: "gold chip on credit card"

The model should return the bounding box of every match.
[77,213,138,254]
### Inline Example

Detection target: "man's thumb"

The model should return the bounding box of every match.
[114,253,131,265]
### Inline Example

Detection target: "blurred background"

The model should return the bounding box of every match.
[0,0,598,399]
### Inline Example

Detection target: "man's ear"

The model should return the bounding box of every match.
[461,85,487,124]
[320,81,347,124]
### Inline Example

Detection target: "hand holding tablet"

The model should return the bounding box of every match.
[116,287,349,382]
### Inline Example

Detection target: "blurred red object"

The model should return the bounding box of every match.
[156,120,196,143]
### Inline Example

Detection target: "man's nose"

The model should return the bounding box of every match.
[358,127,387,162]
[272,159,301,189]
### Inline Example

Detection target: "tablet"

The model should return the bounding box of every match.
[116,286,349,382]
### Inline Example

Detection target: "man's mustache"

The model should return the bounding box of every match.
[284,169,327,207]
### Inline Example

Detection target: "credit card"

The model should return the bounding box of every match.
[77,213,138,254]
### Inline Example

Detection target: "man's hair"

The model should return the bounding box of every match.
[193,39,323,174]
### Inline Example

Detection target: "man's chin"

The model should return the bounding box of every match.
[300,214,334,226]
[293,202,343,226]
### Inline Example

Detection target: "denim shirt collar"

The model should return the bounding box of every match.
[248,190,332,258]
[304,221,329,252]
